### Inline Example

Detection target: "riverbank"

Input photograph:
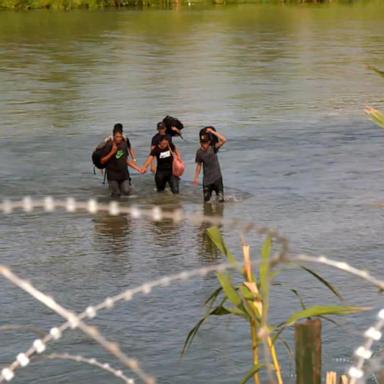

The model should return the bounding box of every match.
[0,0,378,11]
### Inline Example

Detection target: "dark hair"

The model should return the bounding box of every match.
[113,123,123,135]
[158,134,170,143]
[157,122,166,130]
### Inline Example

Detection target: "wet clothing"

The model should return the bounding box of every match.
[104,140,131,197]
[109,179,131,198]
[203,177,224,202]
[195,146,222,186]
[155,171,179,193]
[150,143,179,194]
[150,143,176,172]
[151,133,173,147]
[196,146,224,202]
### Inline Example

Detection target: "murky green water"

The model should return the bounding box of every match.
[1,3,384,383]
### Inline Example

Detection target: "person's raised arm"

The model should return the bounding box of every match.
[193,163,202,186]
[100,142,117,165]
[207,128,226,150]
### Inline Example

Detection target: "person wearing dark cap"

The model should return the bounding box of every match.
[150,122,173,173]
[193,127,226,202]
[100,124,141,198]
[141,135,181,194]
[151,122,173,148]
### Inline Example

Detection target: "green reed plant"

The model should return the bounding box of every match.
[182,227,366,384]
[366,66,384,128]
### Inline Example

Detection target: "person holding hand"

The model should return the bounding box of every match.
[141,135,180,194]
[101,124,142,198]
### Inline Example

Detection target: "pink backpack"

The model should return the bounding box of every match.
[172,153,185,177]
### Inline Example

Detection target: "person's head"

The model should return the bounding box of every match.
[158,135,170,150]
[113,123,124,144]
[200,133,211,151]
[157,121,167,135]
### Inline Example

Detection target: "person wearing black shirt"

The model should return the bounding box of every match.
[150,122,173,174]
[151,122,173,148]
[105,123,137,163]
[101,125,141,198]
[141,135,180,194]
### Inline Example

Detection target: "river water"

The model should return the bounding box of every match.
[0,3,384,383]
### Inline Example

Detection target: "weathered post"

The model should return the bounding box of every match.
[295,318,322,384]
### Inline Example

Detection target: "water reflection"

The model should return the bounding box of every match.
[149,203,183,248]
[198,202,225,262]
[92,213,131,256]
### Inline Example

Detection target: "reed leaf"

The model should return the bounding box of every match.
[259,236,272,308]
[286,305,366,326]
[300,266,344,301]
[365,107,384,129]
[367,64,384,79]
[216,272,242,307]
[239,284,261,302]
[204,286,223,307]
[182,304,235,355]
[290,289,306,310]
[239,363,263,384]
[206,226,238,266]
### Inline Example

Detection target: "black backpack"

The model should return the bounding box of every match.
[92,140,112,169]
[162,115,184,136]
[199,126,218,146]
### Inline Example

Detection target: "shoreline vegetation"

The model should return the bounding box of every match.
[0,0,377,11]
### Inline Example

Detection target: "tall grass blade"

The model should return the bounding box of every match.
[216,272,242,307]
[367,64,384,79]
[286,305,366,326]
[365,107,384,129]
[239,363,263,384]
[290,289,306,310]
[300,266,344,301]
[206,226,238,266]
[259,236,272,307]
[182,304,233,355]
[204,286,223,307]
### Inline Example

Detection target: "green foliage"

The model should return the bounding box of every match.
[206,226,238,267]
[239,364,263,384]
[366,107,384,129]
[367,65,384,79]
[259,236,272,316]
[366,65,384,129]
[300,266,344,301]
[285,305,366,326]
[183,226,365,383]
[0,0,370,10]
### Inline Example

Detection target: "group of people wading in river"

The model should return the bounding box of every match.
[92,116,226,202]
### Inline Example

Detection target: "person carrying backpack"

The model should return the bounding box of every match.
[100,124,141,198]
[193,126,226,203]
[105,123,136,163]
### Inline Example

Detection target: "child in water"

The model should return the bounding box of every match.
[193,127,226,202]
